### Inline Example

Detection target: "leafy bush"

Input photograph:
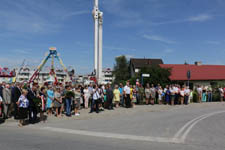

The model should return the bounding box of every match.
[212,90,220,102]
[192,91,198,103]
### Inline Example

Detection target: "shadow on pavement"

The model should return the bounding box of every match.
[0,118,5,124]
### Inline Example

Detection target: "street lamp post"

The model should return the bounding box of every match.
[141,74,150,86]
[187,70,191,87]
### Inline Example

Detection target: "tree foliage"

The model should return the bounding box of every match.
[130,66,171,87]
[113,55,130,84]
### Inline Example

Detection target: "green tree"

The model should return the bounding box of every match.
[113,55,130,84]
[130,66,171,87]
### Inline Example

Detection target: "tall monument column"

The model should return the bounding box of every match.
[98,11,103,83]
[92,0,103,83]
[92,0,99,76]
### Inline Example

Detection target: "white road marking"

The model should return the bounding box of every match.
[174,110,225,143]
[40,126,181,144]
[179,111,225,143]
[173,113,209,139]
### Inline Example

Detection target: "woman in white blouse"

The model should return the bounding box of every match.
[83,86,90,109]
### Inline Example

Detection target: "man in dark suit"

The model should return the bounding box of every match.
[0,82,5,98]
[27,83,38,124]
[106,84,114,110]
[0,82,5,118]
[11,83,22,119]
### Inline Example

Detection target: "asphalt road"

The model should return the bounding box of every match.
[0,102,225,150]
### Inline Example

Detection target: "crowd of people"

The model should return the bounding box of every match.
[0,81,224,127]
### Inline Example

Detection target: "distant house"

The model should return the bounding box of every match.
[102,68,114,84]
[160,62,225,87]
[130,58,164,77]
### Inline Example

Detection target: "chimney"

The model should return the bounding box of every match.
[195,61,202,66]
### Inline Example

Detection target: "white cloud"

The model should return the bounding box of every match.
[104,46,136,51]
[163,49,174,54]
[149,14,214,26]
[0,0,89,34]
[102,0,214,28]
[188,14,212,22]
[12,49,32,54]
[0,56,40,68]
[75,41,136,52]
[206,41,221,45]
[62,10,89,19]
[143,34,176,44]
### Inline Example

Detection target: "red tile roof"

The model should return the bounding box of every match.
[160,64,225,81]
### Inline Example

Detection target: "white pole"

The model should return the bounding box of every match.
[94,18,98,74]
[95,0,98,7]
[98,11,103,83]
[93,0,99,75]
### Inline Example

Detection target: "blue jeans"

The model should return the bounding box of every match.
[120,95,124,106]
[208,92,212,102]
[90,99,99,113]
[184,96,189,105]
[66,99,71,116]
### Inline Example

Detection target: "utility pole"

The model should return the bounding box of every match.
[92,0,103,83]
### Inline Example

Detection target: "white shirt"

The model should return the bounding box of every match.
[184,89,190,96]
[93,89,100,100]
[124,85,131,94]
[158,89,163,95]
[84,89,90,97]
[164,88,167,93]
[0,96,2,102]
[180,90,185,97]
[197,88,202,94]
[174,87,179,94]
[170,87,175,95]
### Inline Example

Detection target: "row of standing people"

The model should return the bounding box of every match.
[1,81,224,127]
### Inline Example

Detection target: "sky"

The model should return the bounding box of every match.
[0,0,225,74]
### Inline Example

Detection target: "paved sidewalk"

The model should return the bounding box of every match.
[2,102,225,126]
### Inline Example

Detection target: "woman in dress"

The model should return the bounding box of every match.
[132,85,137,108]
[103,86,107,108]
[202,87,207,102]
[219,87,224,102]
[113,85,120,108]
[46,85,54,116]
[180,87,185,105]
[158,86,163,105]
[74,87,81,116]
[54,87,62,117]
[17,89,29,127]
[83,86,90,109]
[145,83,151,105]
[150,84,156,105]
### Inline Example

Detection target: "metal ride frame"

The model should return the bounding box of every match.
[29,47,70,84]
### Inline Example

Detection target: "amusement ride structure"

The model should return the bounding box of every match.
[28,0,104,84]
[29,47,71,84]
